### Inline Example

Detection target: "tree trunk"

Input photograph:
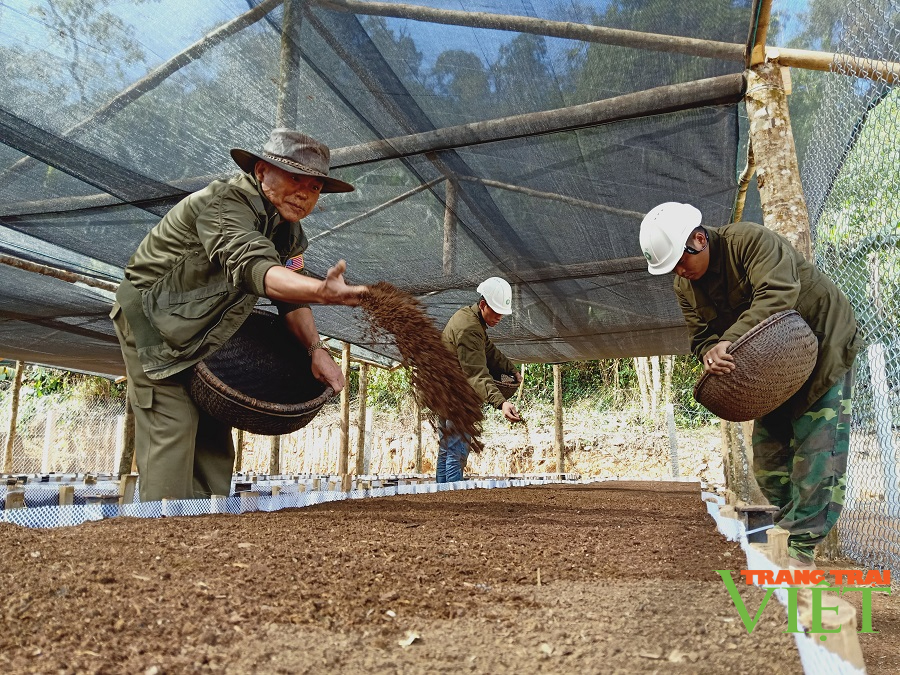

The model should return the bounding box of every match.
[745,63,811,258]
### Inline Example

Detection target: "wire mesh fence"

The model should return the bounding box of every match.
[1,358,722,488]
[801,0,900,570]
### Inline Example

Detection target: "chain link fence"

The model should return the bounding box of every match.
[1,358,722,487]
[801,1,900,570]
[0,388,125,475]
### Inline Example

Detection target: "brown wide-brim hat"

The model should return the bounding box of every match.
[230,128,354,193]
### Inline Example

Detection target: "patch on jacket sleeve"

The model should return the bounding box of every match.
[285,254,304,271]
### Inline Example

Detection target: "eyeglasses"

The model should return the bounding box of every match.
[684,241,708,255]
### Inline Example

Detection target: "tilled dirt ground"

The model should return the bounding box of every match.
[1,482,807,674]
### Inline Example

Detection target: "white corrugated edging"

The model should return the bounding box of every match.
[2,474,707,529]
[703,492,866,675]
[1,475,588,529]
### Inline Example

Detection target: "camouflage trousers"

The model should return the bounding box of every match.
[753,368,854,565]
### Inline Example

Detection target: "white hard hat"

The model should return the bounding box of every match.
[639,202,703,275]
[477,276,513,315]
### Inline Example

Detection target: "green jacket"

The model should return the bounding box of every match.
[674,221,861,418]
[442,303,518,409]
[113,173,309,380]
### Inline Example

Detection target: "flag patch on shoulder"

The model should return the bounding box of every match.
[285,254,304,271]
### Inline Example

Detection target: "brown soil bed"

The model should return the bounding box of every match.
[0,482,805,674]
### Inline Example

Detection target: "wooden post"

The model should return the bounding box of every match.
[58,484,74,507]
[117,393,135,477]
[234,429,244,475]
[553,364,564,474]
[338,343,351,475]
[414,395,423,474]
[3,361,24,474]
[745,62,811,258]
[118,473,138,505]
[41,409,56,475]
[276,0,303,128]
[442,178,458,276]
[355,362,368,474]
[269,436,281,476]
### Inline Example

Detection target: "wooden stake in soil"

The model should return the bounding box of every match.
[359,283,483,449]
[117,393,135,477]
[339,342,351,474]
[355,362,368,475]
[3,361,24,474]
[553,364,564,474]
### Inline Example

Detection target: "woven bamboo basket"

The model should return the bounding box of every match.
[693,309,818,422]
[494,378,520,399]
[189,309,334,435]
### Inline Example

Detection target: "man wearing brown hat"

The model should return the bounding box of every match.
[111,129,366,502]
[639,202,861,570]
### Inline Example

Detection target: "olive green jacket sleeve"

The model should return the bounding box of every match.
[675,223,801,359]
[442,304,517,409]
[674,222,860,417]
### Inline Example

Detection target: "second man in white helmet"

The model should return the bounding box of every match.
[438,276,523,482]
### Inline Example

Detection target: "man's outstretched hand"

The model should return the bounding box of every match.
[321,260,368,306]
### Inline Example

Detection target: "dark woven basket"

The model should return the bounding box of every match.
[693,309,818,422]
[495,379,520,399]
[189,309,334,435]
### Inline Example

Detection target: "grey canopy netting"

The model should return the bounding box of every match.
[0,0,760,374]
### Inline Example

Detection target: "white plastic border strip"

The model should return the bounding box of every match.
[702,492,866,675]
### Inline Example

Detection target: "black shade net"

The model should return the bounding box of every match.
[0,0,756,373]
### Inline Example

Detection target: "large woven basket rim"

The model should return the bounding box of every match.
[494,379,520,396]
[193,360,333,417]
[694,310,808,392]
[726,309,802,357]
[693,309,816,421]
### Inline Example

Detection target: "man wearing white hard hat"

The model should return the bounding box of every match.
[639,202,860,570]
[438,277,523,482]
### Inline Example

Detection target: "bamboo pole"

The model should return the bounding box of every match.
[0,0,283,185]
[414,395,423,474]
[308,176,445,243]
[338,342,351,475]
[3,361,24,473]
[553,364,564,474]
[355,362,368,474]
[316,0,900,84]
[442,178,458,276]
[0,253,119,293]
[772,47,900,86]
[733,145,755,222]
[749,0,774,66]
[745,62,811,258]
[333,75,744,167]
[317,0,744,61]
[457,175,643,219]
[277,0,304,128]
